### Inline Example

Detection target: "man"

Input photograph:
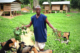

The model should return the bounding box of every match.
[18,6,56,51]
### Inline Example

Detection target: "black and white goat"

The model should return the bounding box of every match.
[17,42,34,53]
[0,38,17,53]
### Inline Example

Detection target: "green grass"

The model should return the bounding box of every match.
[44,13,80,53]
[0,12,80,53]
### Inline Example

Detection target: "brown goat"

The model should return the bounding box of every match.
[29,46,53,53]
[0,38,17,48]
[54,30,70,42]
[0,38,17,53]
[62,32,70,40]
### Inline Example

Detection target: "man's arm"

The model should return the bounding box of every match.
[16,21,32,30]
[25,21,32,27]
[45,18,56,31]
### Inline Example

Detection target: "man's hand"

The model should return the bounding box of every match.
[16,27,19,30]
[21,25,25,29]
[16,26,25,30]
[53,28,57,33]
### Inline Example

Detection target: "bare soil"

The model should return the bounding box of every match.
[2,13,22,19]
[66,14,71,17]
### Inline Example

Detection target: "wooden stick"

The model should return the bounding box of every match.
[16,11,17,16]
[4,11,5,16]
[10,11,12,17]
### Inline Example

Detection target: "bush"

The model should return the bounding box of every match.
[71,0,80,9]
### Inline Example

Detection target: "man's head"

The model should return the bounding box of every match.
[35,5,41,15]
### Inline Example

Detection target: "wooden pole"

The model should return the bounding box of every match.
[66,10,67,13]
[10,11,12,17]
[20,11,21,14]
[4,11,5,16]
[0,5,1,11]
[13,11,14,16]
[68,5,70,12]
[45,10,46,14]
[16,11,17,16]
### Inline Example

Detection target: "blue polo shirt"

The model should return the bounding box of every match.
[31,14,47,42]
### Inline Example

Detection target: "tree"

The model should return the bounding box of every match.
[20,0,29,4]
[39,0,47,5]
[48,0,51,7]
[71,0,80,9]
[33,0,39,8]
[29,0,33,8]
[33,0,39,11]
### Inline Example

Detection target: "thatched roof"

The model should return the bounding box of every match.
[43,1,70,5]
[0,0,21,3]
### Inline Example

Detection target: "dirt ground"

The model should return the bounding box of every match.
[21,28,34,45]
[2,13,22,19]
[66,14,71,17]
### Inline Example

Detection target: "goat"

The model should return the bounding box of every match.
[29,46,53,53]
[54,30,70,42]
[57,31,70,41]
[17,42,53,53]
[17,42,32,53]
[62,32,70,42]
[0,38,17,53]
[0,42,6,47]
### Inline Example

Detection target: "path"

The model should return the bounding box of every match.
[16,28,34,48]
[16,28,39,53]
[21,28,34,45]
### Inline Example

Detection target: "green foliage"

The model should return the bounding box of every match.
[39,0,47,5]
[13,27,27,41]
[14,28,22,41]
[48,0,51,8]
[29,0,33,9]
[20,0,30,4]
[71,0,80,9]
[15,35,21,41]
[21,4,24,8]
[23,31,25,35]
[24,27,27,30]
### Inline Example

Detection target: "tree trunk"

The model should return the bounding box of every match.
[68,5,70,12]
[33,0,39,12]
